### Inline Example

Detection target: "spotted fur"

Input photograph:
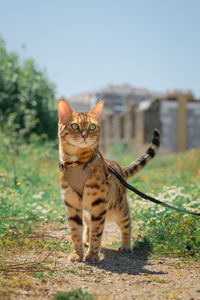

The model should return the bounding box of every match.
[58,99,160,262]
[123,129,160,178]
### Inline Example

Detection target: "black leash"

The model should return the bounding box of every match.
[108,165,200,217]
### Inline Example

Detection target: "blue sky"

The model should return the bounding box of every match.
[0,0,200,98]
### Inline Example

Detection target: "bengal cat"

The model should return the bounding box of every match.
[58,99,160,262]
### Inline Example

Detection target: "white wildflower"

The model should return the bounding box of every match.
[33,191,44,199]
[155,207,165,213]
[36,206,42,210]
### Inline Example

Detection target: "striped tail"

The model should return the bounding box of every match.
[123,129,160,179]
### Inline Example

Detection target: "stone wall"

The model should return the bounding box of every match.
[100,100,160,153]
[160,100,178,153]
[100,96,200,154]
[186,101,200,150]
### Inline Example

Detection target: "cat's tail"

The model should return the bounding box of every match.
[123,129,160,179]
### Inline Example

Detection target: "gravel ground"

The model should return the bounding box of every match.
[1,222,200,300]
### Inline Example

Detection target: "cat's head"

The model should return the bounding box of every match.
[58,99,103,151]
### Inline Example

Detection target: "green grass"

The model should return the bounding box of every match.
[108,143,200,258]
[52,289,94,300]
[0,134,66,237]
[0,133,200,260]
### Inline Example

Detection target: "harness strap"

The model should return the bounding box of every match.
[96,149,110,184]
[108,164,200,217]
[59,152,109,196]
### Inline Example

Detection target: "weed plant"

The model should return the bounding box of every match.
[0,134,200,258]
[108,143,200,258]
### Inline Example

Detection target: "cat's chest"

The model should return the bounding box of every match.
[59,146,93,164]
[69,156,78,162]
[59,150,79,163]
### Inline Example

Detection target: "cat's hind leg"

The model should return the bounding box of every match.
[116,197,131,252]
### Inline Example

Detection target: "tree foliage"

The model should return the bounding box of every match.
[0,37,58,140]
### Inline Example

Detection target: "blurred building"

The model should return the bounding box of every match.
[67,92,91,112]
[99,93,200,153]
[65,86,200,153]
[68,84,163,114]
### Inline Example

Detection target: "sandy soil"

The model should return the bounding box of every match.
[1,222,200,300]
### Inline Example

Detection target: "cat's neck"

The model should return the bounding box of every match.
[59,142,96,165]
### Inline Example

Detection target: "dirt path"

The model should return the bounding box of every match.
[1,223,200,300]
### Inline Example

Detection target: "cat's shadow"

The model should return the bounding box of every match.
[85,239,166,276]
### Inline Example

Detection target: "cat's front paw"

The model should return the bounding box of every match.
[118,246,132,253]
[85,251,99,262]
[68,253,83,262]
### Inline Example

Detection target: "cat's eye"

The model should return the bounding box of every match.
[70,123,79,130]
[88,123,96,131]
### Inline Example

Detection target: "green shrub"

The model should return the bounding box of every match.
[0,37,58,140]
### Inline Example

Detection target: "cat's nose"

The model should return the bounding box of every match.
[81,131,88,141]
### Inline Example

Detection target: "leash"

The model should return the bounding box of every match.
[59,149,199,217]
[108,164,200,217]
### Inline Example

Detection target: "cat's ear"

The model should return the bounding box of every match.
[89,101,104,120]
[58,99,73,123]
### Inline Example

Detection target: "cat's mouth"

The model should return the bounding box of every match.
[80,140,90,147]
[70,137,96,148]
[71,139,90,148]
